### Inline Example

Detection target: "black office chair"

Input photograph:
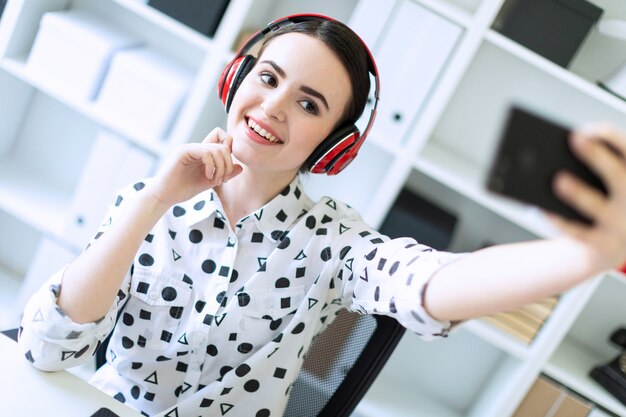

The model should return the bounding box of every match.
[283,310,405,417]
[95,309,405,417]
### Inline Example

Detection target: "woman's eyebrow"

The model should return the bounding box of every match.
[259,59,330,111]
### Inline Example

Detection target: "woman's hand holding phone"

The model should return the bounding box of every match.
[550,123,626,271]
[147,128,243,209]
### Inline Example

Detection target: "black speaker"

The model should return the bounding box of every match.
[148,0,230,37]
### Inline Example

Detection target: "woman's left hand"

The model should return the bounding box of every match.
[550,122,626,271]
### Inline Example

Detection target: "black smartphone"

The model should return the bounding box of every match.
[89,408,120,417]
[486,105,608,225]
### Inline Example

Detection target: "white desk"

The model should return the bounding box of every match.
[0,333,143,417]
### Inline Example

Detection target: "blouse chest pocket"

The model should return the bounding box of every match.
[238,286,306,321]
[124,272,193,350]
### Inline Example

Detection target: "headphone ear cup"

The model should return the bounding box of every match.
[218,55,256,112]
[308,125,360,174]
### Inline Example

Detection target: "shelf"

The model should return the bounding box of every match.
[112,0,214,53]
[413,0,474,28]
[463,319,530,360]
[1,56,167,155]
[545,338,626,417]
[485,30,626,117]
[0,159,70,237]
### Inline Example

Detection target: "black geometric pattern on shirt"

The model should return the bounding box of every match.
[172,249,181,261]
[321,214,333,223]
[144,233,154,243]
[360,267,369,282]
[194,199,206,210]
[138,253,154,266]
[61,350,76,361]
[163,407,179,417]
[345,258,354,271]
[325,199,337,210]
[220,403,234,415]
[257,257,267,272]
[178,333,188,345]
[214,218,225,229]
[254,208,263,220]
[227,236,236,247]
[295,266,306,278]
[215,313,227,326]
[144,370,158,384]
[200,398,214,408]
[294,250,306,261]
[202,259,216,274]
[308,298,319,310]
[219,266,230,277]
[174,382,192,397]
[172,206,185,217]
[168,229,177,240]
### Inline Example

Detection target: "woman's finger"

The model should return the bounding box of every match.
[553,171,608,223]
[211,147,226,183]
[200,148,216,180]
[570,130,626,195]
[202,127,229,144]
[577,122,626,157]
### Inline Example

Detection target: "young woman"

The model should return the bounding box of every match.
[19,14,626,417]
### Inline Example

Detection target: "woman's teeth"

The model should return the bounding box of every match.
[248,119,279,143]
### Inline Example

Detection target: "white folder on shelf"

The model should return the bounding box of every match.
[369,1,462,146]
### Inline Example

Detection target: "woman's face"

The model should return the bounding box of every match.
[227,32,352,175]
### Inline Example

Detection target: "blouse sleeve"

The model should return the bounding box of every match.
[17,180,146,371]
[337,217,465,341]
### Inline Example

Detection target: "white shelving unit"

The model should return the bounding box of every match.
[1,0,625,416]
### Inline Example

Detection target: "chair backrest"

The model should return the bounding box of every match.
[284,310,405,417]
[96,309,405,417]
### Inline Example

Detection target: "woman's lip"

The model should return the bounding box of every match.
[245,122,281,146]
[247,116,283,143]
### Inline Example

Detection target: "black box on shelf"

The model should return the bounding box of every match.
[147,0,230,38]
[0,0,7,20]
[493,0,603,68]
[379,188,457,251]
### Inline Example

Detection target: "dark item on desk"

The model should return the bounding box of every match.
[492,0,603,68]
[90,408,120,417]
[486,105,612,225]
[590,328,626,406]
[147,0,230,37]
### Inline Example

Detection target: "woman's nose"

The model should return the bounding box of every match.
[260,90,287,121]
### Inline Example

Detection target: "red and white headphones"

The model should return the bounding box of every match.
[217,13,380,175]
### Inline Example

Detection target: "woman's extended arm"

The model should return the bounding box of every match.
[424,123,626,322]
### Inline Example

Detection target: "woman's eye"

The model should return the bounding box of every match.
[260,72,277,87]
[299,99,318,115]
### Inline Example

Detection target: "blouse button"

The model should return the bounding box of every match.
[269,308,278,316]
[148,290,159,301]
